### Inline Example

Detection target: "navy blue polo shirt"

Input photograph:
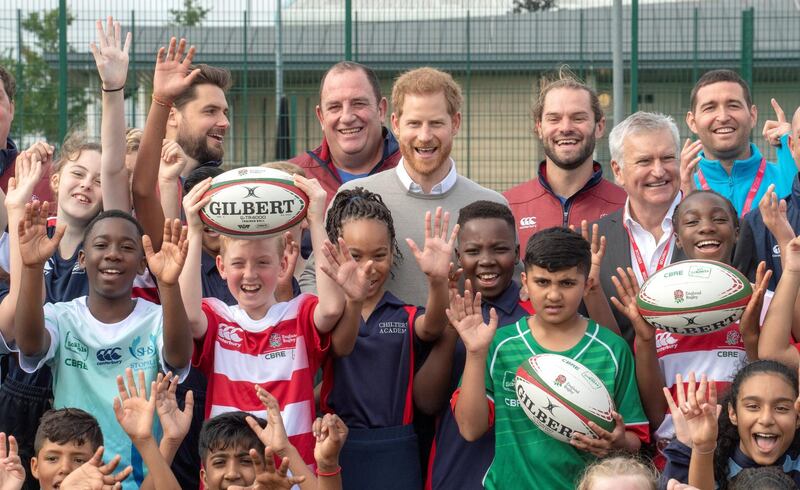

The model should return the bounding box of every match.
[320,291,425,429]
[427,282,533,490]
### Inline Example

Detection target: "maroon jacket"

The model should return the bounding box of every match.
[503,161,627,248]
[289,127,401,207]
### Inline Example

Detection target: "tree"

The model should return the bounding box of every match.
[512,0,557,13]
[4,7,89,144]
[169,0,211,27]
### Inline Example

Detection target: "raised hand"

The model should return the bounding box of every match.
[739,261,772,343]
[313,413,348,471]
[0,433,24,490]
[292,175,327,226]
[762,99,791,147]
[319,237,374,302]
[60,446,132,490]
[664,374,693,447]
[758,184,794,249]
[182,177,212,232]
[680,138,703,193]
[227,447,305,490]
[18,201,65,268]
[446,288,496,355]
[610,267,654,341]
[275,232,300,302]
[113,368,156,444]
[246,386,292,457]
[158,140,188,182]
[152,37,200,103]
[407,207,459,282]
[781,236,800,274]
[675,373,719,454]
[155,371,193,445]
[90,17,131,92]
[577,220,606,295]
[570,411,626,457]
[144,219,188,286]
[5,150,43,211]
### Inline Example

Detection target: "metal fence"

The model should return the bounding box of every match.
[1,0,798,192]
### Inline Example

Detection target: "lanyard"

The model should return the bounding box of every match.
[696,157,766,217]
[624,224,672,281]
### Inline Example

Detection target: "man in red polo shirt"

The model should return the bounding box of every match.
[504,75,626,248]
[291,61,400,206]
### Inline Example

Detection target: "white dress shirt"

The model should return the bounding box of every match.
[395,157,457,195]
[623,193,682,286]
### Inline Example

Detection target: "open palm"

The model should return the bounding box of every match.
[408,207,458,280]
[320,238,374,301]
[113,369,155,443]
[90,17,131,90]
[144,219,188,286]
[0,433,24,490]
[18,201,64,268]
[447,289,496,354]
[152,37,200,101]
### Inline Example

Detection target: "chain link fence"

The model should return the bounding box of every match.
[1,0,798,191]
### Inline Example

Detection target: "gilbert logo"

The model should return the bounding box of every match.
[64,332,88,361]
[519,216,537,229]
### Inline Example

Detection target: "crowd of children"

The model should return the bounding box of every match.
[2,15,800,490]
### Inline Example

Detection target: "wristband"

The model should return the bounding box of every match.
[315,466,341,477]
[102,85,124,92]
[152,94,173,109]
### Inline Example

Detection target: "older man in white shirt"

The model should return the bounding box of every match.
[592,111,685,342]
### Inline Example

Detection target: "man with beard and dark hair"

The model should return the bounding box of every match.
[504,74,626,248]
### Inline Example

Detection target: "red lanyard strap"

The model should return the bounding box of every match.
[624,224,672,281]
[696,157,766,217]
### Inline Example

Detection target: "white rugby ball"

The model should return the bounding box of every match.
[637,260,752,336]
[515,354,615,443]
[200,167,308,238]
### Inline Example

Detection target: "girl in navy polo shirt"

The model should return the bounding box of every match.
[319,187,456,490]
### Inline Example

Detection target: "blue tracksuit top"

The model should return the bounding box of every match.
[692,135,795,216]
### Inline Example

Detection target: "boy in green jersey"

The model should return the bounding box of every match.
[450,227,649,490]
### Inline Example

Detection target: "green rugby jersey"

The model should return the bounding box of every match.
[480,318,648,490]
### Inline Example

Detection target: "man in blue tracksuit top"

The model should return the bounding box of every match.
[734,106,800,289]
[684,69,795,216]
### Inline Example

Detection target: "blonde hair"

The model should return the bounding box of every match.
[218,234,286,259]
[577,456,657,490]
[261,161,306,178]
[54,130,102,174]
[125,127,143,155]
[391,67,462,118]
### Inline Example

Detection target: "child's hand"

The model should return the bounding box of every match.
[182,178,212,233]
[667,480,701,490]
[319,237,374,302]
[292,175,327,226]
[446,288,496,355]
[680,138,703,188]
[144,219,188,287]
[313,413,348,472]
[782,236,800,274]
[0,433,25,490]
[762,99,791,147]
[663,373,694,447]
[158,140,188,183]
[227,447,306,490]
[5,150,43,212]
[610,267,654,342]
[575,220,605,296]
[60,446,132,490]
[740,262,772,343]
[680,373,719,454]
[152,37,200,103]
[407,207,459,282]
[246,386,292,457]
[113,368,156,444]
[18,201,64,268]
[155,371,193,446]
[90,17,131,92]
[570,411,627,457]
[275,232,300,302]
[759,185,795,249]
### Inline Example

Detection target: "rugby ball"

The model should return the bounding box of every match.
[515,354,615,443]
[200,167,308,238]
[637,260,752,336]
